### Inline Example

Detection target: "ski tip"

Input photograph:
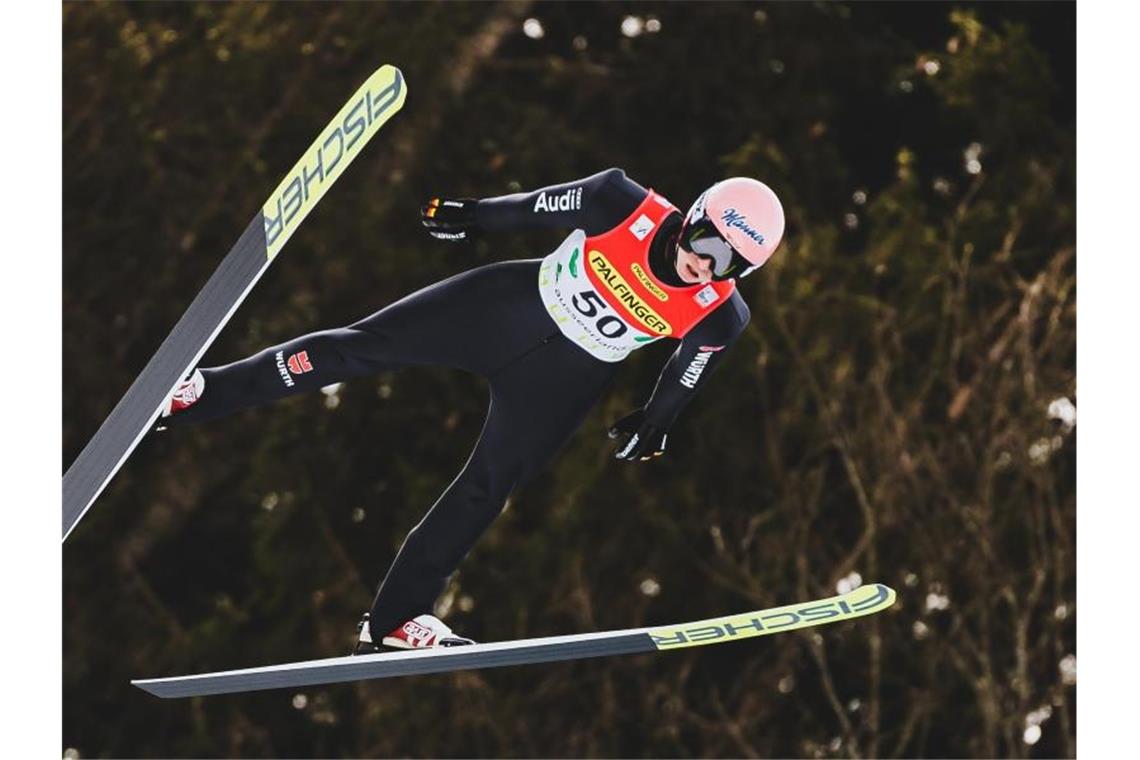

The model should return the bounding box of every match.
[834,582,897,617]
[845,582,897,607]
[867,584,896,616]
[648,582,898,651]
[261,62,408,262]
[375,63,404,78]
[370,64,407,103]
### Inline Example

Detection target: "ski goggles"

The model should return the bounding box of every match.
[679,208,759,281]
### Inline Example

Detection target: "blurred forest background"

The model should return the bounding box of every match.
[62,2,1075,758]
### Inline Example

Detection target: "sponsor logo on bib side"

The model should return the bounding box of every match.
[629,213,656,241]
[693,284,721,308]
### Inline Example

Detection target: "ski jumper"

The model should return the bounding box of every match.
[163,168,751,637]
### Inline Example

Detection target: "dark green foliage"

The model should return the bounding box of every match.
[63,2,1074,757]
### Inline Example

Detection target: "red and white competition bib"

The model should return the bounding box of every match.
[538,191,735,362]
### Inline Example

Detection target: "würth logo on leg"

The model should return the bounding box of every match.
[287,351,314,375]
[274,350,300,388]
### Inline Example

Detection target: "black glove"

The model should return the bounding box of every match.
[609,409,668,462]
[421,197,479,241]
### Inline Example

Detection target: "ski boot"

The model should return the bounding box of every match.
[154,369,204,430]
[353,612,474,655]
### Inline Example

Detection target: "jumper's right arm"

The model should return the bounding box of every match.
[422,168,647,239]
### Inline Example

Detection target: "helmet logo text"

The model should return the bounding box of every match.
[720,207,766,245]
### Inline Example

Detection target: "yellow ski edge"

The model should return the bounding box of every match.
[262,64,407,260]
[648,583,897,650]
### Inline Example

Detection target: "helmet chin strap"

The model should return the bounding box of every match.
[649,226,690,288]
[667,229,681,258]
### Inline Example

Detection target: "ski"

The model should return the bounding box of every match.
[62,65,407,540]
[133,583,896,698]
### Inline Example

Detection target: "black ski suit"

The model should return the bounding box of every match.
[164,168,750,637]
